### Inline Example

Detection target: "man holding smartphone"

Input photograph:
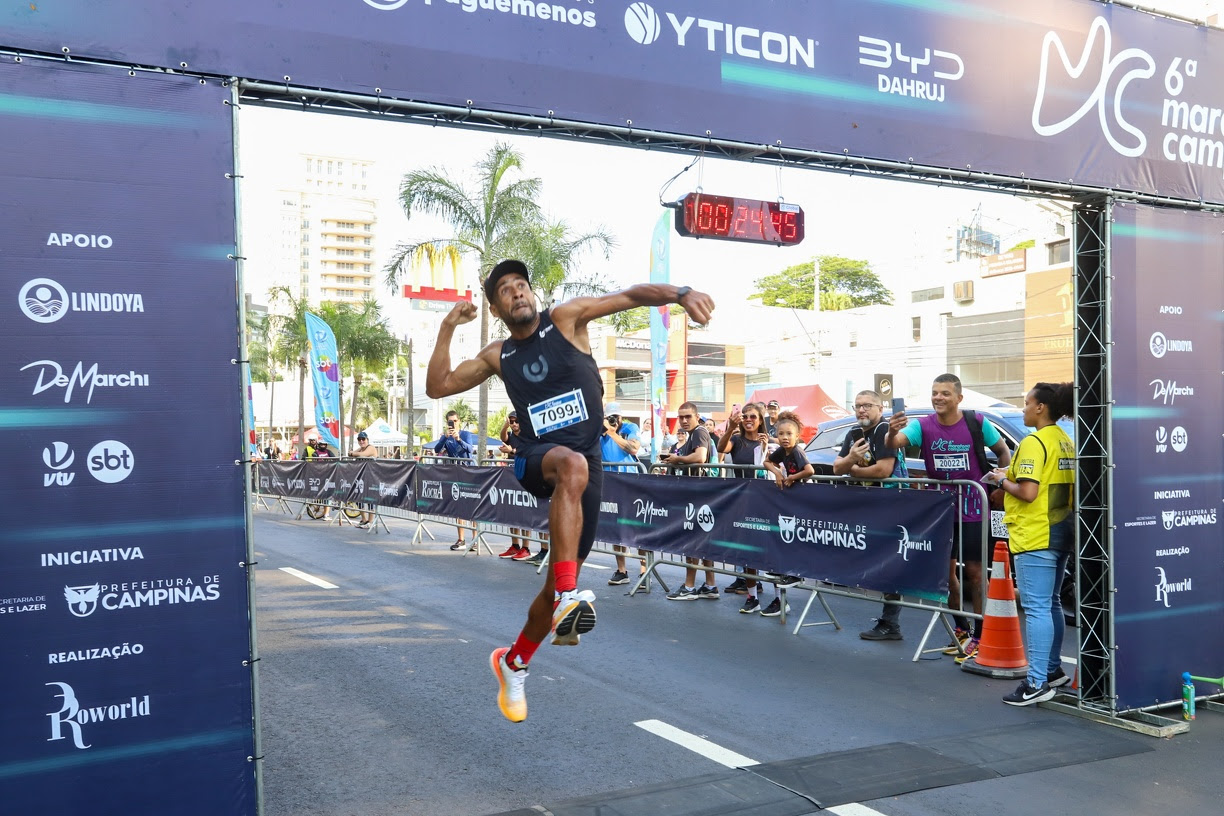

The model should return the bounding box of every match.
[834,390,907,640]
[599,402,643,585]
[435,410,476,550]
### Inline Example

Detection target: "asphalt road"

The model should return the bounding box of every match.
[251,508,1221,816]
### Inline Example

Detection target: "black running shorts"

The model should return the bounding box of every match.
[513,441,603,561]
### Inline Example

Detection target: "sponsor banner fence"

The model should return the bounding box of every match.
[1109,203,1224,710]
[259,462,955,598]
[0,62,254,814]
[3,1,1224,203]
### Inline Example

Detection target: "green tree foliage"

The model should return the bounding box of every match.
[749,256,893,311]
[1007,239,1036,252]
[445,398,477,428]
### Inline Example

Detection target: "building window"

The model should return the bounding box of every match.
[327,160,333,174]
[337,221,356,229]
[338,276,355,284]
[912,316,921,342]
[364,224,372,232]
[337,262,355,270]
[301,261,309,270]
[364,250,372,259]
[300,220,310,230]
[911,286,944,303]
[337,289,354,298]
[1048,239,1070,265]
[363,237,372,246]
[301,247,309,256]
[338,235,355,243]
[848,330,858,348]
[304,158,311,173]
[687,373,726,404]
[338,249,354,257]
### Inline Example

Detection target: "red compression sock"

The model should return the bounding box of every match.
[552,560,578,593]
[505,632,541,670]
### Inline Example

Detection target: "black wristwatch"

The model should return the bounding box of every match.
[675,285,692,301]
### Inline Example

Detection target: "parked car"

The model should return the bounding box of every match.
[803,407,1074,477]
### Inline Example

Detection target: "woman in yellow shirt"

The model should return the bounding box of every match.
[983,382,1075,706]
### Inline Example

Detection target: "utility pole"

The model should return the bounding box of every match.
[406,338,415,455]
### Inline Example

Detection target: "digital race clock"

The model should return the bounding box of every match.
[672,192,804,246]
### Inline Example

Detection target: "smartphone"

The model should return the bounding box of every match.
[891,397,905,414]
[448,419,456,429]
[732,403,740,412]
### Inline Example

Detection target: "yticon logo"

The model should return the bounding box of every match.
[1031,16,1155,157]
[623,2,818,68]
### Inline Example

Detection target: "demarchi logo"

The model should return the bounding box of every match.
[1031,16,1154,157]
[1154,566,1191,608]
[1150,378,1194,405]
[896,525,933,561]
[47,681,151,750]
[623,2,818,69]
[1150,331,1193,358]
[633,497,668,525]
[683,502,714,532]
[18,277,145,324]
[64,576,220,618]
[22,360,150,404]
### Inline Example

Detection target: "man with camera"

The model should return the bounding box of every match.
[435,409,476,550]
[600,402,642,585]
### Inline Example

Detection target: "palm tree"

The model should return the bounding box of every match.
[268,286,311,457]
[385,142,543,459]
[506,217,616,308]
[245,309,276,443]
[320,300,399,453]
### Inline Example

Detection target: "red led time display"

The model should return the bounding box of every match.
[673,192,804,246]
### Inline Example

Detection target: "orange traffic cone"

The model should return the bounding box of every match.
[962,541,1028,680]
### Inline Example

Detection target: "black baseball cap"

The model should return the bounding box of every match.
[484,259,529,303]
[357,432,368,440]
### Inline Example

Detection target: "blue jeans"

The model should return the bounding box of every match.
[1013,533,1071,687]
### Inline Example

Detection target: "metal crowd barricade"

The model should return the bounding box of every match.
[413,453,490,552]
[787,475,991,662]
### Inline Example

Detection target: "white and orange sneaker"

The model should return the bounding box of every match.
[490,647,528,723]
[551,589,596,646]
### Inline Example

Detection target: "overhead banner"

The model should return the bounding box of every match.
[0,62,254,814]
[4,1,1224,203]
[1108,203,1224,711]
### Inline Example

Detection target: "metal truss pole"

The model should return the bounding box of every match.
[1072,196,1116,714]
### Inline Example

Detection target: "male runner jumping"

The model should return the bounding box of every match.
[426,259,714,722]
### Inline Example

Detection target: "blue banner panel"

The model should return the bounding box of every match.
[4,1,1224,203]
[1109,203,1224,710]
[414,462,499,521]
[0,61,254,814]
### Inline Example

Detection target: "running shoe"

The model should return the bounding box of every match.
[1047,667,1072,688]
[498,544,521,559]
[725,577,748,595]
[953,638,980,665]
[1002,680,1055,707]
[490,647,528,722]
[739,596,761,614]
[761,597,790,617]
[449,540,467,551]
[551,589,597,646]
[942,628,971,655]
[772,574,803,588]
[666,586,700,601]
[859,620,903,641]
[607,571,630,586]
[697,585,720,600]
[511,547,532,561]
[523,550,548,566]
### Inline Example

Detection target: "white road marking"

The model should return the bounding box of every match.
[827,804,889,816]
[279,567,338,589]
[634,719,759,768]
[584,563,610,570]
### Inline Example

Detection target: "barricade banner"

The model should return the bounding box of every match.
[359,459,416,510]
[474,466,550,529]
[414,463,498,521]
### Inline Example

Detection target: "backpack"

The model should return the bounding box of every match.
[961,410,993,477]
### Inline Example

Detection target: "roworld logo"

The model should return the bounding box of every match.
[18,277,145,324]
[87,441,134,483]
[46,681,151,750]
[1031,16,1155,157]
[64,576,220,618]
[1150,378,1194,404]
[1154,566,1191,608]
[43,442,75,487]
[896,525,933,561]
[624,3,818,69]
[1150,331,1193,358]
[22,360,150,403]
[683,502,714,532]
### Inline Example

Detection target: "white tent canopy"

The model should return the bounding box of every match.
[360,418,408,445]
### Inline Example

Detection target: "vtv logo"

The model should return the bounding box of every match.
[1155,426,1168,453]
[1031,16,1155,157]
[683,502,715,532]
[43,442,75,487]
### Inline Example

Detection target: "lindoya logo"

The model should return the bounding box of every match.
[87,441,134,483]
[18,277,145,324]
[46,681,152,750]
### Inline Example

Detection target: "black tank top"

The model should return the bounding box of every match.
[500,309,604,451]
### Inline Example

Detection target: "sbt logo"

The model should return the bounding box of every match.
[46,681,151,750]
[87,441,134,483]
[683,502,714,532]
